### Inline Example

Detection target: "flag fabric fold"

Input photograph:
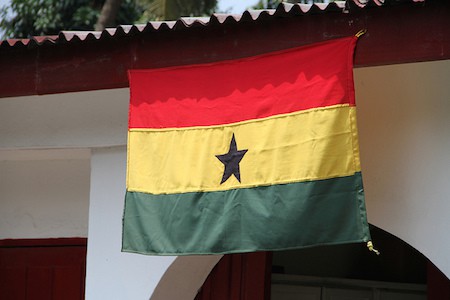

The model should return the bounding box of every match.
[122,36,371,255]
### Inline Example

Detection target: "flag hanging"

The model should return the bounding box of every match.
[122,36,371,255]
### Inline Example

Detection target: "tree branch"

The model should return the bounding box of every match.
[95,0,124,31]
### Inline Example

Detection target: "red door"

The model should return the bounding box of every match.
[195,251,272,300]
[0,238,87,300]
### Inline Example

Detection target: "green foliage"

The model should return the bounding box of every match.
[252,0,337,9]
[137,0,217,22]
[252,0,282,9]
[0,0,142,39]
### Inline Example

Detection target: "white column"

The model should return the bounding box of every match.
[85,146,176,300]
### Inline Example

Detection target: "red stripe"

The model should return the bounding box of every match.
[129,36,356,129]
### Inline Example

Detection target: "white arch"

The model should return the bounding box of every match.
[149,255,223,300]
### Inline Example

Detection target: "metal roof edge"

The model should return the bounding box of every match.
[0,0,424,49]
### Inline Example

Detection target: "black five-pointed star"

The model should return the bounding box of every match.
[216,133,248,184]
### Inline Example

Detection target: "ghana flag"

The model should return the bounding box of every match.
[122,36,371,255]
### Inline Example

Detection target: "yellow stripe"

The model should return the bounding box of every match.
[127,104,361,194]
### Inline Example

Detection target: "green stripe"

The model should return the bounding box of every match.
[122,172,370,255]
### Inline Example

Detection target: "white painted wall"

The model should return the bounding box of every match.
[0,89,129,150]
[0,88,127,239]
[0,149,90,239]
[355,59,450,276]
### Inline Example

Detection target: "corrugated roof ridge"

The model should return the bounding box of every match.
[0,0,422,49]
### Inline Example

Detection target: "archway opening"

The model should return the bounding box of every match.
[271,224,449,300]
[194,225,450,299]
[273,225,426,283]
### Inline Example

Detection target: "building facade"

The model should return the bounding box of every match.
[1,0,449,299]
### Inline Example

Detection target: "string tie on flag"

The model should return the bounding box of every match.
[367,241,380,255]
[355,29,367,38]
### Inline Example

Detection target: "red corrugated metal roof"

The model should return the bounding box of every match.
[0,0,421,49]
[0,0,445,98]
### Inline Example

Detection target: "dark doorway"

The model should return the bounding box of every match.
[195,225,450,299]
[271,225,450,300]
[272,225,427,283]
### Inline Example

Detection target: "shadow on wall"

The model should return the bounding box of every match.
[149,255,222,300]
